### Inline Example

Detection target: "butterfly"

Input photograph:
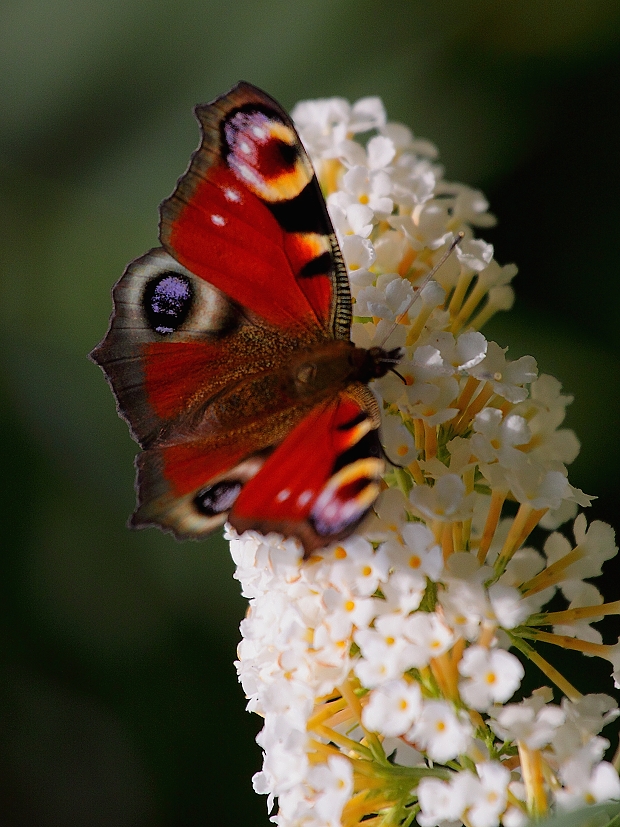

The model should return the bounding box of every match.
[91,82,402,556]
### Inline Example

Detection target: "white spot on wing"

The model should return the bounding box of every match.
[297,490,312,508]
[223,187,241,202]
[239,140,252,154]
[238,164,261,186]
[276,489,291,503]
[211,214,225,226]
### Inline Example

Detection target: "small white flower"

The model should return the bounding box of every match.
[469,342,538,403]
[339,133,396,171]
[393,204,453,251]
[308,755,353,824]
[379,345,456,412]
[506,462,572,510]
[397,522,444,580]
[391,156,437,207]
[291,94,385,161]
[556,755,620,810]
[348,95,387,132]
[337,164,394,217]
[404,611,455,662]
[489,691,566,749]
[434,181,496,228]
[410,473,476,522]
[488,582,531,628]
[354,612,421,687]
[609,639,620,688]
[340,233,375,274]
[361,678,423,736]
[322,586,377,639]
[408,700,473,762]
[440,556,493,640]
[468,762,511,827]
[417,773,473,827]
[381,414,418,464]
[456,237,494,272]
[418,329,488,372]
[471,408,530,469]
[458,646,524,711]
[329,201,374,239]
[373,229,407,271]
[362,486,409,542]
[347,267,375,301]
[553,580,603,643]
[325,536,390,596]
[502,806,528,827]
[557,695,620,754]
[571,514,618,578]
[355,273,414,320]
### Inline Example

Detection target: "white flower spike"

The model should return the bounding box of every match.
[229,92,620,827]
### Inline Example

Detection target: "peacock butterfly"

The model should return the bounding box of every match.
[91,82,401,555]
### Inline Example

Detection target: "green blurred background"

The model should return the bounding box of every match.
[1,1,620,824]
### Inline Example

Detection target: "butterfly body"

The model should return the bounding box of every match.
[92,82,401,555]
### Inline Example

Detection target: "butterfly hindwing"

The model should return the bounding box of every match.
[230,386,385,553]
[131,386,384,554]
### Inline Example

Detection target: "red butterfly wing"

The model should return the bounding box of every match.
[160,82,351,339]
[230,388,385,554]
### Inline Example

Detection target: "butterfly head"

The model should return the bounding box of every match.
[352,346,404,382]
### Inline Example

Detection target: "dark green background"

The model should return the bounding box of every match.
[1,2,619,824]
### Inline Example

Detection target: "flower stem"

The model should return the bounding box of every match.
[495,504,534,576]
[509,634,582,701]
[519,629,614,660]
[519,743,549,818]
[477,489,507,564]
[527,601,620,626]
[521,547,584,595]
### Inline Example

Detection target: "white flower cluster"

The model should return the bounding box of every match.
[230,94,620,827]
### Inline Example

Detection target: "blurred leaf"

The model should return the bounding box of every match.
[525,801,620,827]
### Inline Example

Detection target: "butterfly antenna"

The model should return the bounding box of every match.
[389,367,407,384]
[378,231,464,348]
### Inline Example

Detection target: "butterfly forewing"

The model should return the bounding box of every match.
[160,82,352,340]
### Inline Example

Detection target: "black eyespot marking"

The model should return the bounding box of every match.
[193,481,242,517]
[332,429,382,475]
[299,251,334,279]
[311,509,363,538]
[268,179,332,234]
[143,273,193,334]
[276,138,297,168]
[310,477,373,537]
[336,411,368,431]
